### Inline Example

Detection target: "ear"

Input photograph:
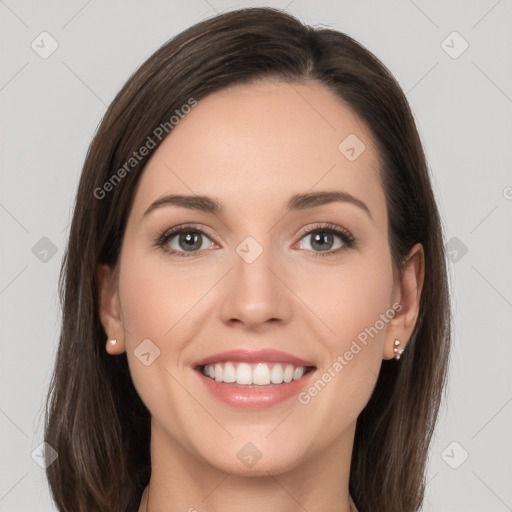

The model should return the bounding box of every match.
[97,264,126,355]
[383,243,425,360]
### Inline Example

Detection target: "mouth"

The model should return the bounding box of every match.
[191,348,317,408]
[195,361,317,387]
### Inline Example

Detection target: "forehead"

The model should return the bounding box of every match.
[128,79,386,224]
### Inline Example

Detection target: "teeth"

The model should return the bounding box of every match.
[283,365,294,383]
[237,363,252,385]
[270,364,283,384]
[252,363,269,385]
[293,367,305,380]
[223,362,236,383]
[201,362,311,386]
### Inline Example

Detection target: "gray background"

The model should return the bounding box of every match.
[1,1,511,510]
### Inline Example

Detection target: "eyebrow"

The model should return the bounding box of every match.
[142,191,372,220]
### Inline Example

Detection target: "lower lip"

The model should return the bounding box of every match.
[194,368,316,409]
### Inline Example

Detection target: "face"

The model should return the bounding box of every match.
[99,79,422,476]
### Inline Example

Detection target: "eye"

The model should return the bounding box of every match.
[295,223,355,256]
[156,224,217,257]
[155,222,355,258]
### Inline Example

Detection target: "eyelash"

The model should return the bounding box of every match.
[154,222,356,258]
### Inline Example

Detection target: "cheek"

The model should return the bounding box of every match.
[117,244,218,397]
[119,269,169,341]
[302,248,394,351]
[116,246,179,391]
[296,262,393,430]
[118,244,198,343]
[299,241,394,414]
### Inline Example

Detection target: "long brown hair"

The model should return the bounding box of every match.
[43,7,451,512]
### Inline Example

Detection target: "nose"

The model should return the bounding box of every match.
[218,240,293,331]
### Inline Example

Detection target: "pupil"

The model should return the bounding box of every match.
[311,232,333,251]
[180,232,201,251]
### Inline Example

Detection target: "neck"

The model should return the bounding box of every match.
[139,420,358,512]
[142,484,358,512]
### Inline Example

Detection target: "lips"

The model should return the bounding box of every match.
[191,348,317,409]
[192,348,316,368]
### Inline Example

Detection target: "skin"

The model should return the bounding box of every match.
[98,79,424,512]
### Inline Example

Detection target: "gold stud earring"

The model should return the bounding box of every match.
[393,339,404,360]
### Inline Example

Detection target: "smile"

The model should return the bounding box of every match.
[199,361,315,386]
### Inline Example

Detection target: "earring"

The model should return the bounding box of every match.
[393,339,404,360]
[107,339,117,350]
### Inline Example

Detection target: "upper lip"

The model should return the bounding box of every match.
[192,349,316,368]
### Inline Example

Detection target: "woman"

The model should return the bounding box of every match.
[43,7,451,512]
